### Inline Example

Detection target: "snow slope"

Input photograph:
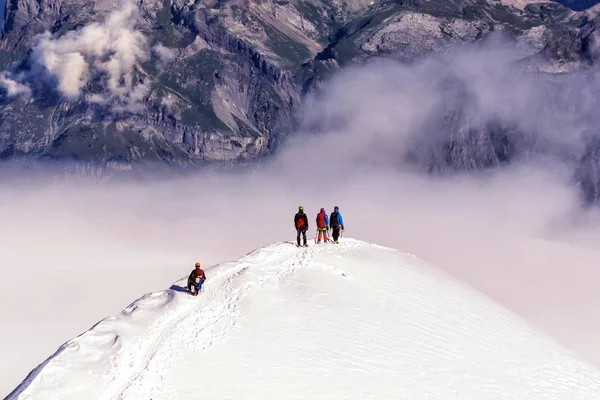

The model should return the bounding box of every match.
[8,239,600,399]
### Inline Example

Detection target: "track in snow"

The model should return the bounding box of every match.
[111,241,321,398]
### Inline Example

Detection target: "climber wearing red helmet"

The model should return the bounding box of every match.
[187,262,206,296]
[315,208,329,243]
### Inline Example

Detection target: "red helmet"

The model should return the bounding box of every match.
[320,208,325,212]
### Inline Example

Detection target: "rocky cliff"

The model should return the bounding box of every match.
[1,0,600,196]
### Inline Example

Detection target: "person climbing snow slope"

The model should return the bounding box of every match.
[330,206,345,244]
[316,208,329,244]
[294,206,309,247]
[187,262,206,296]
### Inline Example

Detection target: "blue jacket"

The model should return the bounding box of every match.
[330,210,344,228]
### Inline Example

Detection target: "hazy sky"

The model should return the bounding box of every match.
[5,5,600,398]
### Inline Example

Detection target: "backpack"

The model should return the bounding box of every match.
[296,213,306,229]
[188,271,196,286]
[330,212,340,228]
[316,212,326,228]
[188,269,205,286]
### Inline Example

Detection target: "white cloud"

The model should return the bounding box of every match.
[111,79,152,113]
[281,37,600,178]
[153,43,177,62]
[37,48,89,99]
[2,0,149,102]
[85,93,109,104]
[0,72,31,97]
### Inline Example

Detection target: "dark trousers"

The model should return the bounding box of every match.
[297,229,307,246]
[332,227,341,241]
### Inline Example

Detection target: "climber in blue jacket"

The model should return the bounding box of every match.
[329,206,344,244]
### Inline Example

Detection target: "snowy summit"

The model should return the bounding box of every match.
[8,239,600,399]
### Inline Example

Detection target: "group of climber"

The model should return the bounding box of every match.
[294,205,345,247]
[187,206,345,295]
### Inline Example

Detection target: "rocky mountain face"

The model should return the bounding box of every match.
[2,0,600,199]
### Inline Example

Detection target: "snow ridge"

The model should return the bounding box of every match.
[8,239,600,399]
[8,239,329,399]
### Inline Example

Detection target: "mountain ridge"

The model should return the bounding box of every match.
[2,1,600,201]
[8,238,600,399]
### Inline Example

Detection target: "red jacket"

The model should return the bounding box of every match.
[195,268,206,281]
[188,268,206,285]
[316,212,327,229]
